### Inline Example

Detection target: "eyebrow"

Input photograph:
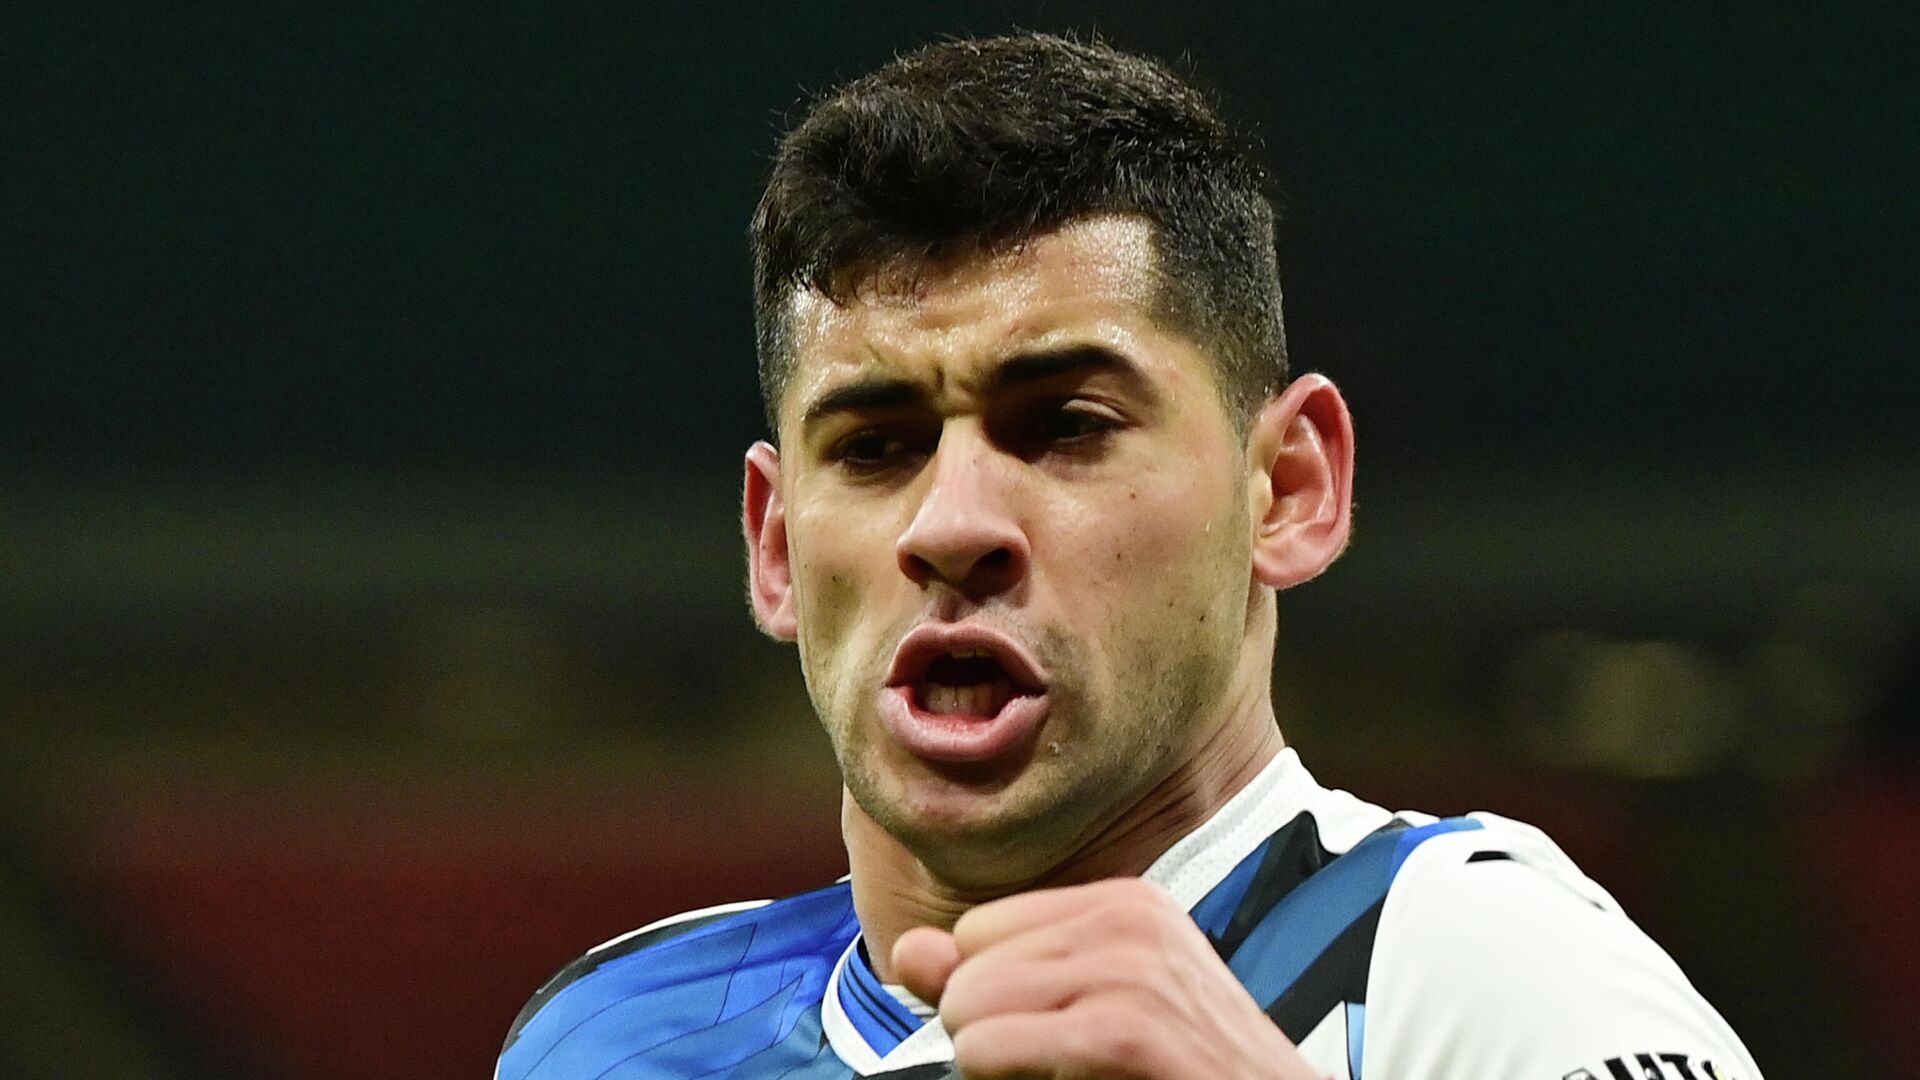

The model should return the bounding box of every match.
[987,344,1143,394]
[797,344,1148,431]
[798,377,924,430]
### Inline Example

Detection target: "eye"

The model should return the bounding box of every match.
[1035,402,1121,444]
[828,428,920,472]
[835,430,897,462]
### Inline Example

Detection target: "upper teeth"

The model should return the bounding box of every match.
[924,678,1015,717]
[951,647,986,659]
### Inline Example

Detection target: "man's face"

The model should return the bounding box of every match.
[759,215,1262,880]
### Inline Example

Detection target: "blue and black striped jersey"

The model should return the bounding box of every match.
[498,750,1762,1080]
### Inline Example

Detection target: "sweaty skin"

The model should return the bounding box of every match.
[744,214,1354,1078]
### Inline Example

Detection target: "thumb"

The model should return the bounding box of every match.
[890,926,962,1006]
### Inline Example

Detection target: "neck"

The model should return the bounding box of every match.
[846,696,1284,983]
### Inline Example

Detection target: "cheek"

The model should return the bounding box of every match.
[1046,475,1250,680]
[788,505,892,691]
[1069,475,1243,599]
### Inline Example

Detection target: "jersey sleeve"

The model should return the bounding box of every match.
[1361,819,1764,1080]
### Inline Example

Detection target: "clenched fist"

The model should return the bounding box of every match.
[892,878,1327,1080]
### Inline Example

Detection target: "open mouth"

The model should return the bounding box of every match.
[882,626,1052,764]
[915,648,1021,718]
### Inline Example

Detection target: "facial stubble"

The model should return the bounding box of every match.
[811,488,1255,888]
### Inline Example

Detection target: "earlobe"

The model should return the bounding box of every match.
[1247,374,1355,589]
[743,441,799,641]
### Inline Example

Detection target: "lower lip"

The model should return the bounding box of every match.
[878,686,1050,765]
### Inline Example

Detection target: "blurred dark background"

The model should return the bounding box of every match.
[4,3,1915,1078]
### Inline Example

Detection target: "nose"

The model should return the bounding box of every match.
[895,428,1030,600]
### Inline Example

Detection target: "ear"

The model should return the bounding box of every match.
[743,441,798,640]
[1246,374,1355,589]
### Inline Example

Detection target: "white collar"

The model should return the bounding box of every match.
[823,746,1329,1074]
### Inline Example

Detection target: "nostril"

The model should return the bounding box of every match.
[979,548,1013,570]
[901,553,935,582]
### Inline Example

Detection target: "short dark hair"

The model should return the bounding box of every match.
[750,32,1288,437]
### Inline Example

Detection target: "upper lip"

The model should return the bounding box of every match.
[886,623,1049,693]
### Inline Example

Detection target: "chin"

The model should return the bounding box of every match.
[870,761,1081,862]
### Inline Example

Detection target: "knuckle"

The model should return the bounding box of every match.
[1108,941,1169,982]
[1065,1000,1159,1074]
[1095,886,1175,940]
[937,960,988,1023]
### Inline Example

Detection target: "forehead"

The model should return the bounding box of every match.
[781,216,1195,427]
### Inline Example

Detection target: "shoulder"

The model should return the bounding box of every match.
[1365,812,1763,1080]
[1385,809,1621,910]
[497,881,859,1080]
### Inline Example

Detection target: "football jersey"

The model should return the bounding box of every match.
[498,749,1762,1079]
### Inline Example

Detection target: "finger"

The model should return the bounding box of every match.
[949,1011,1063,1080]
[951,1004,1158,1080]
[938,953,1089,1033]
[891,925,961,1005]
[952,880,1144,953]
[952,878,1174,959]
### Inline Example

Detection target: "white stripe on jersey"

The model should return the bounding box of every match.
[584,897,776,958]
